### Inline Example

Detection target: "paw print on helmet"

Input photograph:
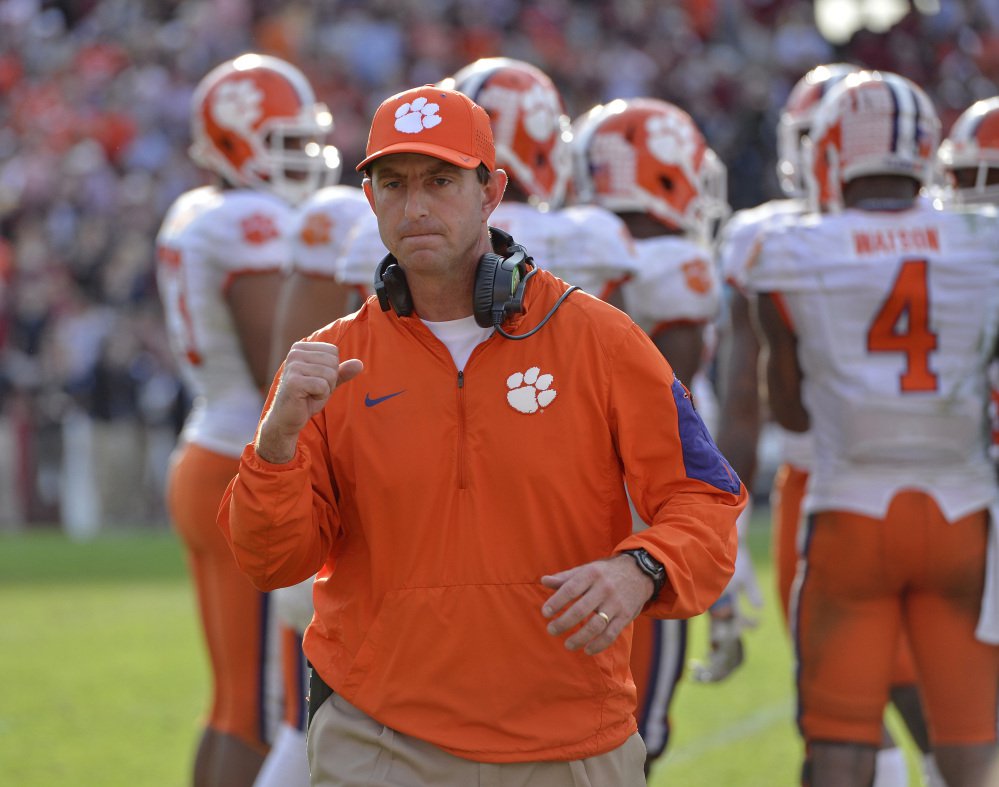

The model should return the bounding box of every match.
[506,366,557,414]
[394,96,443,134]
[521,83,560,142]
[646,112,695,166]
[213,79,263,133]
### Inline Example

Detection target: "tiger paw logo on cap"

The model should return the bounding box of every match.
[394,97,443,134]
[357,85,496,172]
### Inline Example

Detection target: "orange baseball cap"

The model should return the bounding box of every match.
[356,85,495,172]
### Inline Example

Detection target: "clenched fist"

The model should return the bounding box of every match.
[256,341,363,463]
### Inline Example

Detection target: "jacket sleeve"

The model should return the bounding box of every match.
[217,384,342,591]
[609,323,746,618]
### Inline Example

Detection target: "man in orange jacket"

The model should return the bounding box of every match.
[219,84,746,786]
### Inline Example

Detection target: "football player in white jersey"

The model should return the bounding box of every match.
[569,95,730,773]
[750,70,999,787]
[716,62,937,787]
[439,57,637,298]
[155,54,334,787]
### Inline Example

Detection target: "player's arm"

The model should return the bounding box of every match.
[715,288,761,486]
[755,291,808,432]
[270,271,355,376]
[227,270,285,391]
[649,322,704,385]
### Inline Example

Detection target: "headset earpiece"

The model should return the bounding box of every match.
[374,254,414,317]
[472,244,528,328]
[373,229,531,328]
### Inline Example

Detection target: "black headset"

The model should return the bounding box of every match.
[374,226,578,339]
[374,227,525,328]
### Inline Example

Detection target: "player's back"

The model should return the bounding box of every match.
[156,185,294,456]
[752,201,999,519]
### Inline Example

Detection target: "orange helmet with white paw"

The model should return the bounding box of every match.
[189,53,339,204]
[441,57,571,210]
[571,98,728,242]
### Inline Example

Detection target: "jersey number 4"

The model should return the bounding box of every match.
[866,258,938,392]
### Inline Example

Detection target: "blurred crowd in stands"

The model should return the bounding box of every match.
[1,0,997,531]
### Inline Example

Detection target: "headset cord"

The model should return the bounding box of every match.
[496,269,580,340]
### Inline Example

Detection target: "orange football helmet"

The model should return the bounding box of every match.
[805,70,940,211]
[937,96,999,204]
[189,53,338,204]
[777,63,861,197]
[571,98,728,241]
[441,57,571,210]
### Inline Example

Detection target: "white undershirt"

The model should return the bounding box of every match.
[421,315,494,371]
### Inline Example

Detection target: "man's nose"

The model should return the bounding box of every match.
[404,184,430,220]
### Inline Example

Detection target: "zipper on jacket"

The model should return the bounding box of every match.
[457,371,467,490]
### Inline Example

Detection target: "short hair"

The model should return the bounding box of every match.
[363,161,493,184]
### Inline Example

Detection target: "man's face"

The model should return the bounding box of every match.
[364,153,494,277]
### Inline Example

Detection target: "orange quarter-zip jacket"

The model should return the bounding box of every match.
[220,268,745,763]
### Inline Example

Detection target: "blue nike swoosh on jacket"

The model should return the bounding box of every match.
[365,391,405,407]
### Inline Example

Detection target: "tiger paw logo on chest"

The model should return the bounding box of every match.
[506,366,557,414]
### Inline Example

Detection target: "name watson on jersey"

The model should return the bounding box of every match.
[852,225,940,256]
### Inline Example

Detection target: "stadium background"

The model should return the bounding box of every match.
[0,0,995,527]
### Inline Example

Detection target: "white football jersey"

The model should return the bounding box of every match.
[622,235,720,333]
[156,186,295,457]
[749,201,999,520]
[490,202,637,298]
[291,185,372,278]
[717,198,806,292]
[338,210,388,296]
[556,205,638,298]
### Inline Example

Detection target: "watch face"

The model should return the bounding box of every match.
[640,551,665,578]
[630,549,664,579]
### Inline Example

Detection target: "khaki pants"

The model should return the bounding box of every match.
[307,691,646,787]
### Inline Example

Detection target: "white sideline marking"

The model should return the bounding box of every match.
[663,700,794,765]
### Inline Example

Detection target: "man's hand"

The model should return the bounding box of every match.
[540,554,655,656]
[256,341,363,464]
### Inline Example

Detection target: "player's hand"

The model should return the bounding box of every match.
[257,341,363,463]
[540,555,654,656]
[689,596,746,683]
[689,536,761,684]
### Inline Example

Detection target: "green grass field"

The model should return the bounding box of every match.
[0,514,927,786]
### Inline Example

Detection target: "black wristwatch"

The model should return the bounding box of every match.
[620,548,666,602]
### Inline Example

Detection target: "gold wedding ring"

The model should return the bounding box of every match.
[595,610,611,626]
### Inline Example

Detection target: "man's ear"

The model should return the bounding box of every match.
[483,168,508,219]
[362,178,375,211]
